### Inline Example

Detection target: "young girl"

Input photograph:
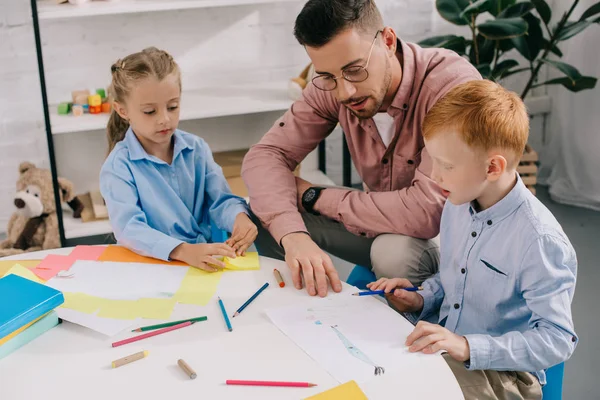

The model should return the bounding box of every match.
[100,47,257,271]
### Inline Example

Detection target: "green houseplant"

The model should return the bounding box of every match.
[419,0,600,99]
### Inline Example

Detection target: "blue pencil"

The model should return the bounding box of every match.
[218,297,233,332]
[232,282,269,317]
[352,286,423,296]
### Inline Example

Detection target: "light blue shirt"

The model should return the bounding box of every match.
[409,175,578,384]
[100,128,248,261]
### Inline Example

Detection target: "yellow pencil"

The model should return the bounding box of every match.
[111,350,149,368]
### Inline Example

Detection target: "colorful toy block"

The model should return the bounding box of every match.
[72,105,84,117]
[57,102,71,115]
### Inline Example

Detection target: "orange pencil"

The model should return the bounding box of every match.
[273,268,285,288]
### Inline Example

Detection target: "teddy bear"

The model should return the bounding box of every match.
[0,162,84,257]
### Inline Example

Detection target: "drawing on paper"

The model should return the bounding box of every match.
[331,325,385,376]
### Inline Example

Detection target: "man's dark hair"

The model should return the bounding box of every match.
[294,0,383,48]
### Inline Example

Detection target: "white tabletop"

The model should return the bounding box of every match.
[0,248,463,399]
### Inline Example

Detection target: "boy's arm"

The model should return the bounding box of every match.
[100,157,183,261]
[200,141,249,233]
[464,235,578,372]
[404,272,445,324]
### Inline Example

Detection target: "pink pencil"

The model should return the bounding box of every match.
[112,321,193,348]
[226,380,316,388]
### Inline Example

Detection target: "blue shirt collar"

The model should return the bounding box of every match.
[469,173,529,223]
[125,127,193,164]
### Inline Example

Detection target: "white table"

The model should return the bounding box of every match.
[0,248,463,399]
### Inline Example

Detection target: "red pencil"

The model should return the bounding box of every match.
[112,321,193,348]
[226,380,316,388]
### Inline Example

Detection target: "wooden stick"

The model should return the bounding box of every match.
[111,350,148,368]
[177,359,197,380]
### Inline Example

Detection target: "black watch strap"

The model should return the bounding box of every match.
[302,187,324,215]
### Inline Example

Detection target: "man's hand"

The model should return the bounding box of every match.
[226,213,258,256]
[405,321,471,362]
[295,177,313,212]
[367,278,424,313]
[281,232,342,297]
[170,242,236,272]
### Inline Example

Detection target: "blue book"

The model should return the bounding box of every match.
[0,311,60,360]
[0,274,64,339]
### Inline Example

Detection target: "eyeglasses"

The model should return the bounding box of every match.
[312,30,381,92]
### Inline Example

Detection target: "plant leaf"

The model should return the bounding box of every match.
[499,38,516,51]
[580,2,600,21]
[489,0,517,16]
[418,35,467,54]
[535,76,597,92]
[541,59,583,82]
[531,0,551,24]
[436,0,472,25]
[500,67,531,79]
[511,13,543,61]
[498,2,535,18]
[476,64,492,78]
[461,0,492,18]
[478,17,529,39]
[469,34,496,65]
[542,38,563,56]
[492,59,520,79]
[557,20,593,41]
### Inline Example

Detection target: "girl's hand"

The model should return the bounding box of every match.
[170,242,236,272]
[226,213,258,256]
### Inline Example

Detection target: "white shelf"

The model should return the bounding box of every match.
[50,80,293,135]
[62,170,333,239]
[38,0,300,20]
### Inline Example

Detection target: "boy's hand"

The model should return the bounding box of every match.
[367,278,424,313]
[170,242,236,272]
[226,213,258,256]
[406,321,470,362]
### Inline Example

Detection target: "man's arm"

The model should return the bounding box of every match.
[313,147,445,239]
[242,84,338,244]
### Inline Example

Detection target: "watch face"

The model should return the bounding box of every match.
[304,189,316,202]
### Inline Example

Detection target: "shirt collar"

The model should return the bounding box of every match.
[389,39,415,114]
[126,128,193,163]
[469,173,529,223]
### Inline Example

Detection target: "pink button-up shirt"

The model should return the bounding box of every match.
[242,41,481,244]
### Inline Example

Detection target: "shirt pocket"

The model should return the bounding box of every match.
[392,150,421,189]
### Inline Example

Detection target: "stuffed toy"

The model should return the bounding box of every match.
[288,63,315,100]
[0,162,84,256]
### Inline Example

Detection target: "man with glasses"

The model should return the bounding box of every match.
[242,0,480,297]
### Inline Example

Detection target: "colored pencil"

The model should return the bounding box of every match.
[111,350,149,368]
[218,296,233,332]
[352,286,423,296]
[273,268,285,288]
[232,282,269,317]
[132,316,207,332]
[226,380,316,388]
[112,321,192,348]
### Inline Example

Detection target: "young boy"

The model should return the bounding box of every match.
[368,80,577,399]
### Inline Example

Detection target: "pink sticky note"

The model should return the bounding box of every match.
[69,245,107,261]
[32,255,75,281]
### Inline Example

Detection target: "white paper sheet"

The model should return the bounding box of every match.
[266,293,441,385]
[46,260,188,300]
[56,308,136,336]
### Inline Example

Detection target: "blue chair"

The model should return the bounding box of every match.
[346,264,376,290]
[543,362,565,400]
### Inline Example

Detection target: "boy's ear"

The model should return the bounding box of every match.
[486,154,507,181]
[113,101,128,121]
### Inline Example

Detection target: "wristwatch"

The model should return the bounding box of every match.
[302,187,325,215]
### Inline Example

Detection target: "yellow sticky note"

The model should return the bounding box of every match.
[224,252,260,270]
[62,293,102,314]
[172,268,223,306]
[136,298,177,320]
[305,381,368,400]
[3,263,44,284]
[0,260,42,278]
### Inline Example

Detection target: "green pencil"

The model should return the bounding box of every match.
[132,316,208,332]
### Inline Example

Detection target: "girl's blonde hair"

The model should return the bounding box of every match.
[107,47,181,153]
